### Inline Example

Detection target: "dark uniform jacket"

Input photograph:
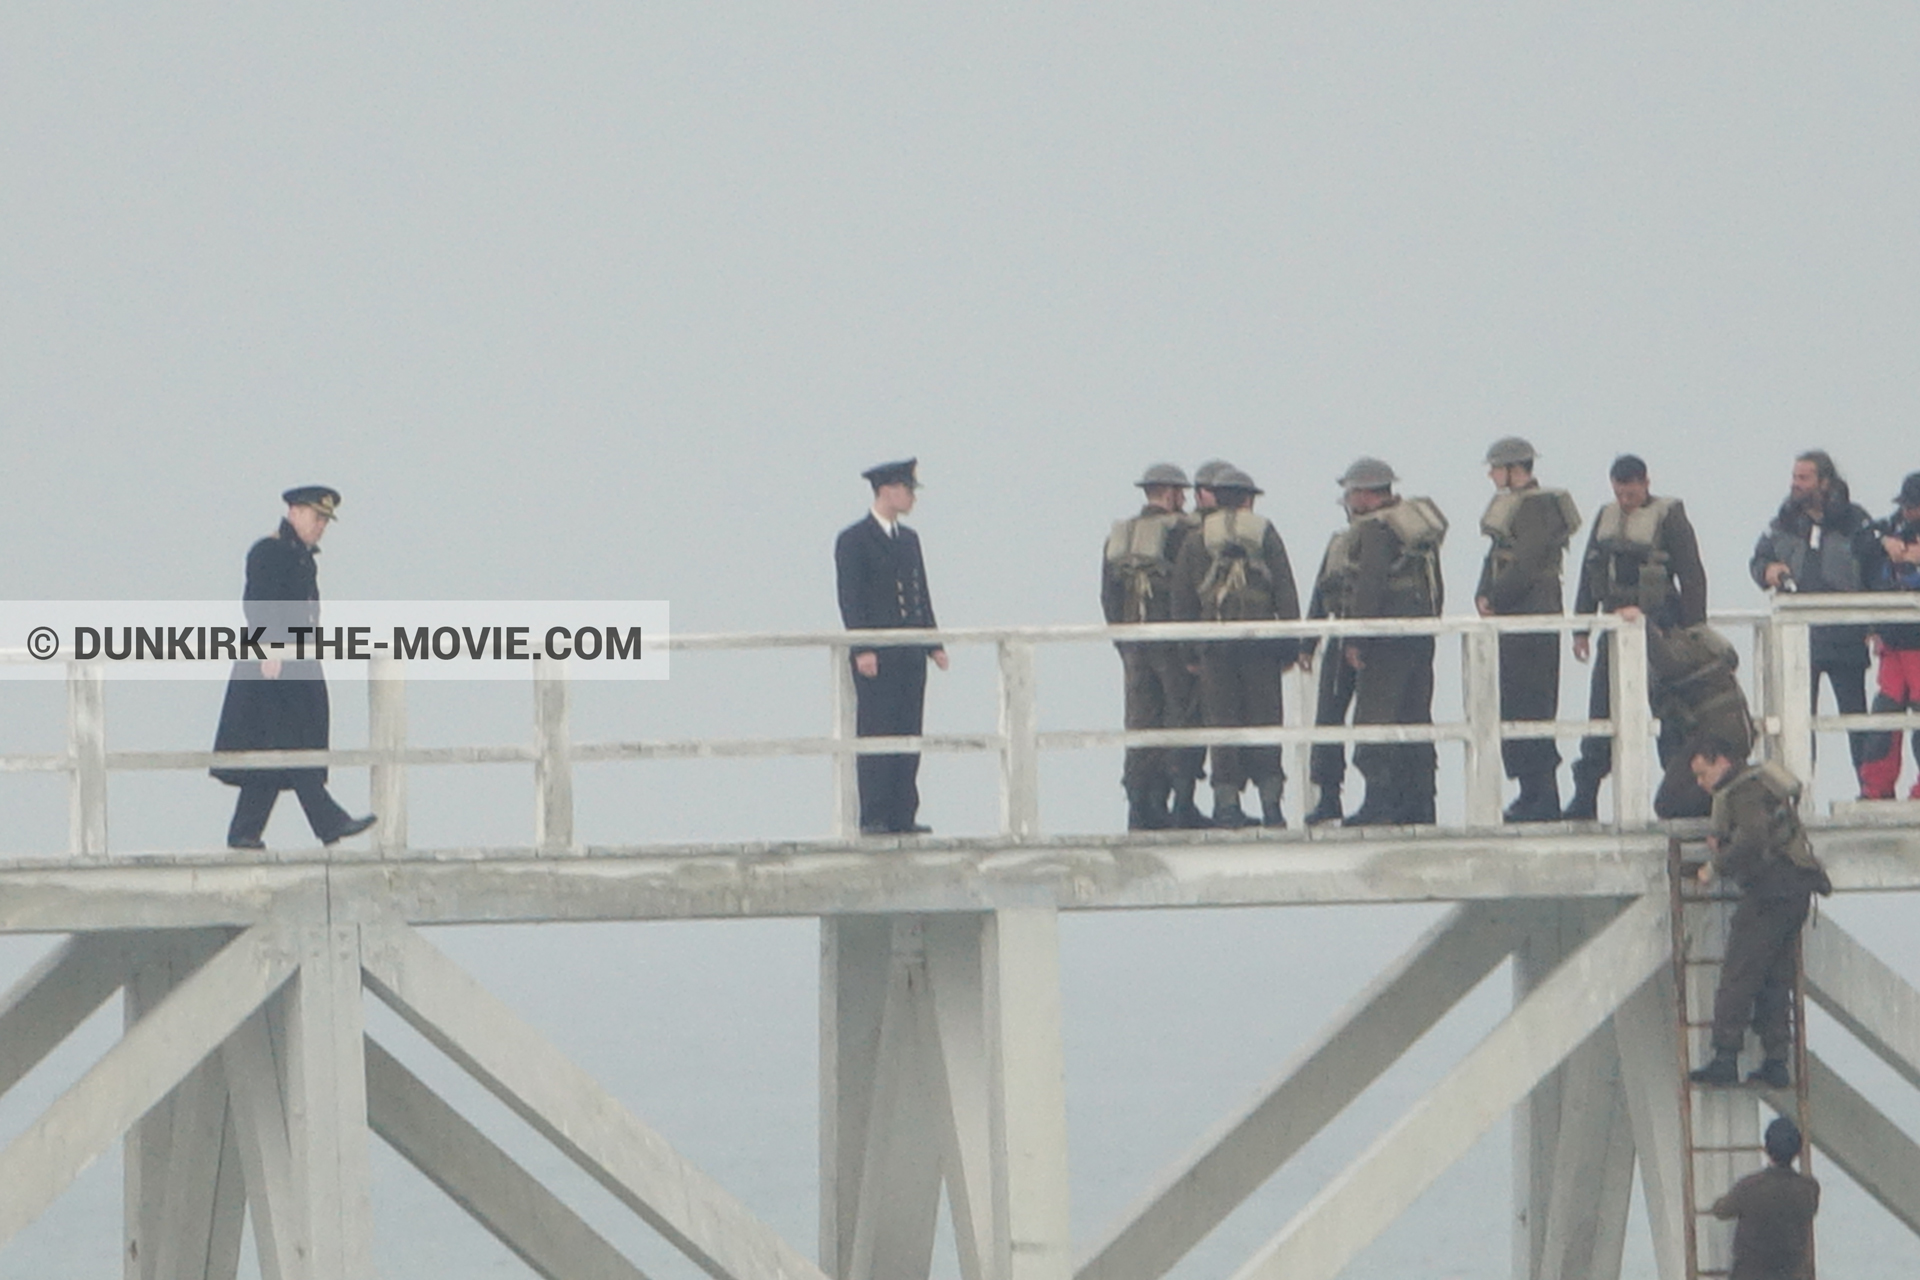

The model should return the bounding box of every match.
[1748,495,1878,664]
[211,521,331,788]
[1170,509,1301,665]
[1710,1164,1819,1280]
[1574,498,1708,627]
[1710,764,1831,901]
[1477,483,1576,615]
[835,514,940,656]
[1872,511,1920,650]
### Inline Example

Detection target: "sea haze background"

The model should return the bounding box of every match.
[4,6,1920,1277]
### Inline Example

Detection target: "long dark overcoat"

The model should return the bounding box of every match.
[211,521,330,788]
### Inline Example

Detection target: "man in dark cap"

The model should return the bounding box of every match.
[1171,467,1300,827]
[1860,472,1920,799]
[835,459,949,835]
[1476,437,1581,822]
[1564,454,1709,820]
[1750,450,1879,793]
[1103,463,1206,829]
[212,486,377,849]
[1708,1116,1819,1280]
[1336,458,1449,826]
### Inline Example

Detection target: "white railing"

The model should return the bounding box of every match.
[7,594,1920,859]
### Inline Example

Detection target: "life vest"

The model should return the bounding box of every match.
[1726,761,1831,892]
[1195,509,1278,620]
[1349,497,1448,617]
[1587,497,1677,611]
[1481,487,1582,576]
[1314,524,1358,616]
[1104,510,1190,622]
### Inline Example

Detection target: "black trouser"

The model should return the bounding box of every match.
[1712,890,1809,1058]
[1498,628,1561,780]
[1309,647,1359,795]
[227,778,354,846]
[1119,644,1203,791]
[1353,637,1437,814]
[855,647,928,831]
[1198,641,1286,795]
[1810,658,1870,773]
[1573,632,1678,787]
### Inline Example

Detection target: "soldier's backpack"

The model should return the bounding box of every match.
[1358,497,1449,616]
[1746,760,1833,895]
[1104,510,1189,622]
[1196,509,1278,620]
[1480,488,1583,572]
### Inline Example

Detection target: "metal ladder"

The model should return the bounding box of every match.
[1669,837,1816,1279]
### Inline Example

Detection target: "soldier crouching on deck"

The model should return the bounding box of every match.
[1102,463,1206,830]
[1475,436,1581,823]
[1688,740,1831,1089]
[212,486,377,850]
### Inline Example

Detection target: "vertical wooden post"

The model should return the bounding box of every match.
[282,923,375,1279]
[986,908,1071,1280]
[1611,620,1654,828]
[1774,619,1815,787]
[1750,619,1778,762]
[533,655,573,855]
[1287,660,1314,819]
[820,915,899,1278]
[998,639,1039,840]
[832,645,860,841]
[367,654,408,856]
[1462,625,1505,827]
[67,661,107,858]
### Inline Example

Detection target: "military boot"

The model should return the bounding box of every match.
[1561,766,1603,822]
[1305,785,1344,826]
[1211,786,1252,829]
[1126,786,1170,832]
[1748,1058,1792,1089]
[1504,773,1563,824]
[1345,772,1400,827]
[1169,778,1212,829]
[1257,782,1286,829]
[1689,1050,1740,1087]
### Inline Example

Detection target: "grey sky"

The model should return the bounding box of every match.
[4,6,1920,1277]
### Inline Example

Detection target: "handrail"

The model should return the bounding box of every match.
[12,601,1920,859]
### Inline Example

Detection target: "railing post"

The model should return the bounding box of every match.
[1750,618,1778,761]
[533,655,574,854]
[1462,624,1505,827]
[831,645,860,840]
[998,638,1040,839]
[1773,615,1815,785]
[368,655,408,856]
[66,660,107,858]
[1611,619,1654,828]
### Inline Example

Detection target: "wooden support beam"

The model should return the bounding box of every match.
[534,654,574,855]
[1078,901,1533,1280]
[1778,1051,1920,1234]
[366,1036,652,1280]
[1226,891,1669,1280]
[220,1009,301,1280]
[67,661,108,857]
[1613,968,1687,1280]
[1803,917,1920,1091]
[283,924,376,1280]
[0,924,294,1249]
[1536,1025,1635,1280]
[361,920,830,1280]
[368,653,409,855]
[821,916,894,1277]
[985,908,1071,1280]
[0,932,138,1096]
[149,1060,233,1280]
[924,917,994,1280]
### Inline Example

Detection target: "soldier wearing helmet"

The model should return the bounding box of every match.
[1476,437,1582,822]
[1102,463,1206,829]
[1171,466,1302,828]
[1334,458,1449,826]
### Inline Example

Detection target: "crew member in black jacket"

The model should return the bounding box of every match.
[835,459,949,835]
[211,486,377,850]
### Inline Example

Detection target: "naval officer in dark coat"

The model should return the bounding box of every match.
[211,486,377,850]
[835,458,948,835]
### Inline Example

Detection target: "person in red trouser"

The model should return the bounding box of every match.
[1860,472,1920,800]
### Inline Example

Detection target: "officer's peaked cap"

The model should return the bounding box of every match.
[282,486,342,520]
[862,458,921,490]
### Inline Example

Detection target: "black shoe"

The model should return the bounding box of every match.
[1260,797,1287,829]
[1212,799,1252,829]
[228,837,266,851]
[859,822,894,836]
[1305,791,1344,827]
[1747,1058,1791,1089]
[1690,1052,1740,1086]
[1169,797,1213,830]
[1561,786,1600,822]
[1345,794,1399,827]
[899,823,933,835]
[1504,783,1563,824]
[1127,788,1171,831]
[322,814,378,846]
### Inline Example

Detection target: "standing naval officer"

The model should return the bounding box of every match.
[835,458,949,835]
[211,486,377,850]
[1565,454,1709,820]
[1475,437,1581,822]
[1102,463,1205,829]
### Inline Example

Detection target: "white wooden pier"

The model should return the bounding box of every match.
[4,594,1920,1279]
